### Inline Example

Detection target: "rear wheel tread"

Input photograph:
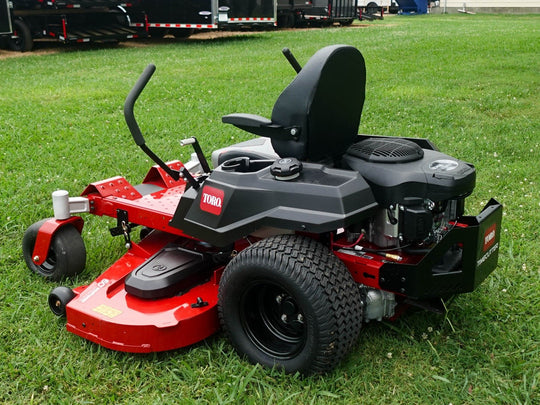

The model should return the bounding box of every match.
[219,234,362,374]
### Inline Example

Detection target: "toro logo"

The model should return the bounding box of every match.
[200,186,224,215]
[483,224,497,252]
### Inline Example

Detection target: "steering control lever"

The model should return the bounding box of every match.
[124,64,181,181]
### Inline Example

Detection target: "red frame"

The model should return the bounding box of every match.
[82,161,194,238]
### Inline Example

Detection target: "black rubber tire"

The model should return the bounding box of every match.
[366,2,379,15]
[22,219,86,281]
[8,19,33,52]
[174,28,193,38]
[218,234,363,375]
[48,286,75,317]
[277,12,295,28]
[139,227,153,240]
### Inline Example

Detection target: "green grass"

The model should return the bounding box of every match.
[1,13,539,404]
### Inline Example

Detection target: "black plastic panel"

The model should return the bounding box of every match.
[125,245,212,299]
[171,160,378,246]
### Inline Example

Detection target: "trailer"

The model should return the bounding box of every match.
[0,0,145,52]
[129,0,277,37]
[277,0,357,27]
[356,1,398,20]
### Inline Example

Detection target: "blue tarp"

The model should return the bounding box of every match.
[396,0,428,14]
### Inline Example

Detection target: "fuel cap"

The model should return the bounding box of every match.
[270,158,302,181]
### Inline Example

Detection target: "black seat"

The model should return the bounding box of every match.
[222,45,366,162]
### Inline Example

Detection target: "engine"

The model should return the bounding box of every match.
[365,197,464,248]
[343,137,475,249]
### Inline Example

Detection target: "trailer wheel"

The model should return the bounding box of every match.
[48,286,75,317]
[277,12,295,28]
[22,219,86,281]
[8,19,33,52]
[366,2,379,15]
[218,234,363,375]
[174,29,193,38]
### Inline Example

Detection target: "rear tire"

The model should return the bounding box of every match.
[22,220,86,281]
[218,234,363,375]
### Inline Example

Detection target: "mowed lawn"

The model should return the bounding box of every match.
[0,13,538,404]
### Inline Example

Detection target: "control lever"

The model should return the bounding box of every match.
[282,47,302,73]
[124,64,180,181]
[180,137,211,174]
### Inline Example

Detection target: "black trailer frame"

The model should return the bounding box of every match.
[129,0,276,35]
[1,0,145,51]
[0,0,11,35]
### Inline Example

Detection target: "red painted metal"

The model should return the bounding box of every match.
[81,161,193,237]
[142,160,185,188]
[66,231,222,352]
[335,249,384,289]
[62,17,67,40]
[43,160,224,352]
[32,216,84,266]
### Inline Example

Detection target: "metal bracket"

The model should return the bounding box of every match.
[109,209,138,247]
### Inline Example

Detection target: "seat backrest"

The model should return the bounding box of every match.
[270,45,366,162]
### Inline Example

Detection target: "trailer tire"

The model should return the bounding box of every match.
[277,12,295,28]
[22,219,86,281]
[8,19,32,52]
[218,234,363,375]
[366,2,379,15]
[174,28,193,38]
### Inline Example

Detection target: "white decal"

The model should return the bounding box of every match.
[80,278,110,303]
[202,193,222,208]
[477,243,499,267]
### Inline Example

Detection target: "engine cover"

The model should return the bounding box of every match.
[343,138,476,207]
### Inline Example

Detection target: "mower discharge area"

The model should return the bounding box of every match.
[23,45,503,375]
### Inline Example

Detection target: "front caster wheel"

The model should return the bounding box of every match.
[22,219,86,281]
[48,286,75,317]
[218,234,363,375]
